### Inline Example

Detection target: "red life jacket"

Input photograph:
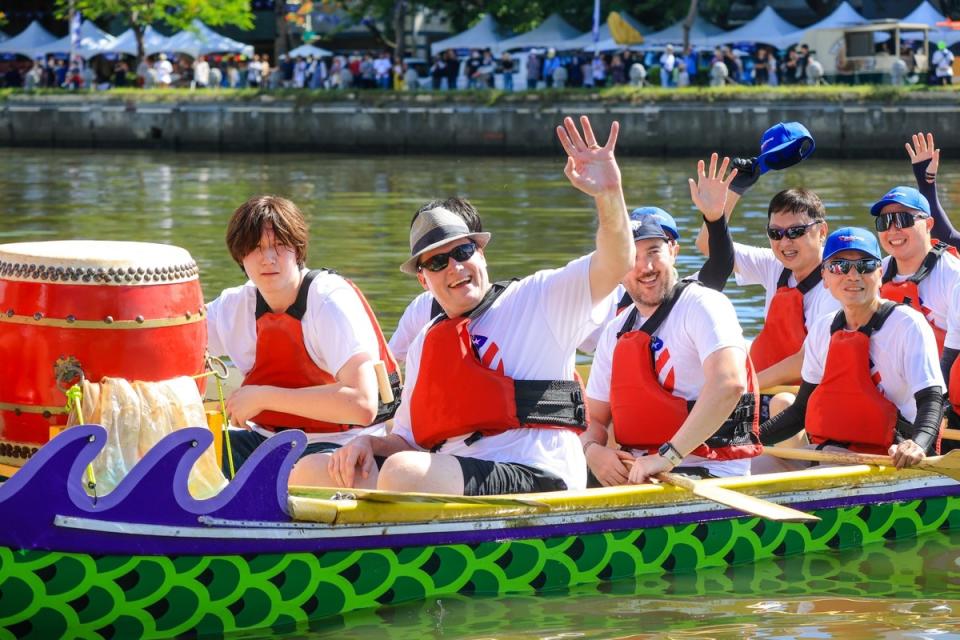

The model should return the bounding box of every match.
[805,303,900,455]
[243,269,401,433]
[880,242,956,354]
[749,267,821,378]
[609,280,762,461]
[950,357,960,415]
[411,282,587,450]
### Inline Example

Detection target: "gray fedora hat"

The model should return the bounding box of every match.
[400,206,491,275]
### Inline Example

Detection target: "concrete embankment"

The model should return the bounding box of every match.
[2,96,959,156]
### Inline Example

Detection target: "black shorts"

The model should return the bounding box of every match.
[222,429,341,477]
[455,456,567,496]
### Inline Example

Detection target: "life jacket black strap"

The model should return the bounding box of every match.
[429,278,519,328]
[255,268,327,320]
[616,280,698,339]
[829,301,899,336]
[777,266,823,294]
[429,297,443,319]
[704,392,760,449]
[882,243,947,284]
[372,370,403,424]
[616,290,633,314]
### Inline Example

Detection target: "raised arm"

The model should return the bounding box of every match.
[689,153,738,290]
[906,132,960,249]
[694,156,757,257]
[556,116,634,306]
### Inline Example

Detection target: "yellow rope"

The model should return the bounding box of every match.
[216,375,236,479]
[65,384,97,492]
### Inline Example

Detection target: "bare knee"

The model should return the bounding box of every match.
[288,452,334,487]
[769,392,795,419]
[378,451,433,492]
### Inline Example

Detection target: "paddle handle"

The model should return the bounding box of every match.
[765,446,893,466]
[656,472,695,491]
[374,361,394,404]
[944,428,960,441]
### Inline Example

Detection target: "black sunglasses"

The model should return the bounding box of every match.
[875,211,929,232]
[824,258,882,275]
[766,220,821,241]
[418,241,477,272]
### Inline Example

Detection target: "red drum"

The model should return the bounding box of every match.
[0,241,207,465]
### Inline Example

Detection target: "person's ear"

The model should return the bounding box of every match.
[417,270,428,290]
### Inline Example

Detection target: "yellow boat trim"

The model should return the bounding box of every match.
[0,402,67,415]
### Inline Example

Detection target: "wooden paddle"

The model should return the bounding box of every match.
[621,459,818,522]
[289,485,549,509]
[764,447,960,482]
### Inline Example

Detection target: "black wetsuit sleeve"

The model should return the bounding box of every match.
[940,347,958,393]
[697,215,735,292]
[914,159,960,250]
[899,385,945,454]
[758,381,816,446]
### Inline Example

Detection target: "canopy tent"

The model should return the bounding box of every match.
[704,6,801,49]
[0,31,8,43]
[495,14,582,54]
[37,20,116,59]
[105,26,173,57]
[780,0,867,48]
[287,43,333,58]
[164,20,253,58]
[430,14,510,56]
[903,0,946,25]
[640,14,725,48]
[568,12,650,52]
[901,1,960,44]
[0,21,57,58]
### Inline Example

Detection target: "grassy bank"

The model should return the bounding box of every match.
[2,84,960,107]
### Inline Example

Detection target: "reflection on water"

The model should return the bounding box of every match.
[1,148,954,339]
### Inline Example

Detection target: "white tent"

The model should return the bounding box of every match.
[430,14,510,56]
[0,31,8,43]
[105,26,173,56]
[640,14,725,48]
[0,21,57,58]
[164,20,253,58]
[37,20,116,59]
[287,43,333,58]
[903,0,946,24]
[784,0,867,47]
[495,14,582,54]
[568,13,650,52]
[704,7,801,49]
[901,1,959,44]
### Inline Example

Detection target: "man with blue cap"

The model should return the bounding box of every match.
[872,185,960,355]
[753,227,945,473]
[695,123,837,396]
[582,157,762,485]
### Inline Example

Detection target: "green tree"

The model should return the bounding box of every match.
[55,0,254,63]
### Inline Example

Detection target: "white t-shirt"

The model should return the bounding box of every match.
[391,254,612,490]
[733,242,840,325]
[389,285,623,361]
[881,251,960,336]
[945,279,960,351]
[801,304,944,422]
[587,283,750,477]
[206,269,380,444]
[933,49,955,77]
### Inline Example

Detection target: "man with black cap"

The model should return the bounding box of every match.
[582,156,762,485]
[753,227,944,472]
[314,115,634,495]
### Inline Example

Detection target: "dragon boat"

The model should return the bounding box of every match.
[1,424,959,639]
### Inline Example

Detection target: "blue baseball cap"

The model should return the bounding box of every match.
[756,122,816,175]
[822,226,882,263]
[630,207,679,240]
[869,186,931,216]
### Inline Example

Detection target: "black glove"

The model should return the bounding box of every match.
[729,156,761,196]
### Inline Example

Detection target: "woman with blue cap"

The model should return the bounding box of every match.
[753,227,945,473]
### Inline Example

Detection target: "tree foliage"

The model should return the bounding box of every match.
[54,0,253,62]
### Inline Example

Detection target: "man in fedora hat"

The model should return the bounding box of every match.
[307,116,634,495]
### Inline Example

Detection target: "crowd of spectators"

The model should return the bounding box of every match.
[0,39,949,91]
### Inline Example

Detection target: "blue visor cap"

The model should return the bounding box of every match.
[630,207,679,240]
[869,186,931,216]
[822,226,882,263]
[757,122,816,175]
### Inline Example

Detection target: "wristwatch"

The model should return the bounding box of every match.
[657,441,683,467]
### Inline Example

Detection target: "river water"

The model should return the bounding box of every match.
[1,148,959,637]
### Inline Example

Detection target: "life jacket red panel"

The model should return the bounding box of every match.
[881,243,952,354]
[410,283,586,450]
[610,280,762,461]
[949,355,960,415]
[243,269,401,433]
[749,268,820,379]
[806,304,899,455]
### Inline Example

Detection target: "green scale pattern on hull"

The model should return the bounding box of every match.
[2,497,959,639]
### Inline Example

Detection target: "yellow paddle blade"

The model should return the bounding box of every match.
[608,12,644,45]
[658,472,819,523]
